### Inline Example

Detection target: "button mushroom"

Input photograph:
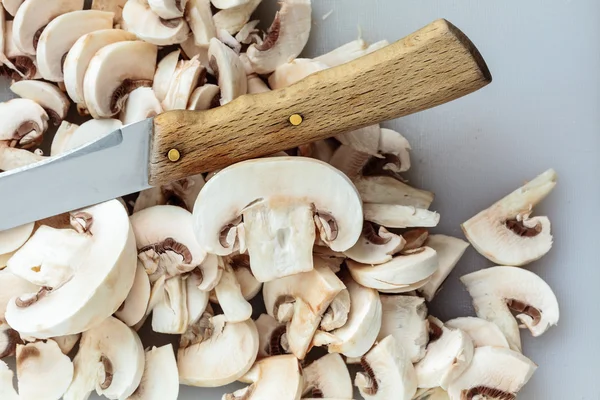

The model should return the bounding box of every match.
[302,353,353,399]
[62,118,123,151]
[153,49,181,102]
[320,288,350,331]
[91,0,128,23]
[120,87,163,126]
[115,261,151,327]
[413,387,450,400]
[162,56,205,110]
[0,223,34,270]
[128,344,179,400]
[0,270,38,320]
[363,204,440,229]
[254,313,287,359]
[2,20,38,81]
[0,360,18,400]
[208,37,247,105]
[148,0,187,20]
[0,319,21,359]
[344,222,405,265]
[122,0,190,46]
[49,122,78,156]
[185,0,217,46]
[213,257,253,322]
[3,0,23,17]
[10,81,70,126]
[0,98,48,149]
[187,83,221,110]
[445,317,510,349]
[133,174,206,213]
[268,58,329,89]
[213,0,262,35]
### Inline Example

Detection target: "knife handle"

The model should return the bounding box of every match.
[149,18,491,185]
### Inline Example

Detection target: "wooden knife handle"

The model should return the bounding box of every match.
[149,18,491,185]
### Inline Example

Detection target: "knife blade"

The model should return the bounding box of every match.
[0,19,492,230]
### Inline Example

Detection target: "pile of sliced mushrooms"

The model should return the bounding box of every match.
[0,0,559,399]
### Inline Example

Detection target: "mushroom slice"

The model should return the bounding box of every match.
[229,254,261,299]
[185,0,217,46]
[185,271,210,324]
[178,314,258,387]
[115,261,151,327]
[129,344,179,400]
[162,56,205,110]
[263,259,345,359]
[447,347,537,400]
[120,87,163,125]
[303,353,353,399]
[255,313,287,359]
[0,360,18,400]
[298,139,337,163]
[347,247,438,292]
[445,317,510,349]
[122,0,190,45]
[377,128,412,172]
[355,176,435,209]
[414,325,474,389]
[247,73,271,94]
[153,49,180,102]
[53,333,81,355]
[10,81,69,126]
[64,316,144,400]
[315,38,389,68]
[187,83,220,110]
[36,10,114,82]
[0,270,38,319]
[355,335,417,400]
[64,28,137,107]
[418,235,469,302]
[235,19,260,43]
[12,0,84,56]
[246,0,312,74]
[344,222,405,264]
[5,200,137,338]
[211,0,251,9]
[63,118,123,151]
[16,340,74,400]
[208,37,247,105]
[414,388,450,400]
[461,266,559,352]
[320,288,350,331]
[92,0,127,23]
[83,40,157,119]
[364,204,440,229]
[0,99,48,147]
[134,173,206,213]
[214,258,253,322]
[0,146,45,171]
[0,223,34,262]
[148,0,187,19]
[2,19,38,81]
[193,157,363,282]
[3,0,23,17]
[0,319,21,358]
[462,169,557,266]
[378,295,428,363]
[213,0,261,35]
[226,354,303,400]
[268,58,329,89]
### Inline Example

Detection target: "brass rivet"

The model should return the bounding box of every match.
[167,148,181,162]
[289,114,303,126]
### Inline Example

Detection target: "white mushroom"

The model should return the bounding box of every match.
[16,339,74,400]
[115,261,151,327]
[247,73,271,94]
[246,0,312,74]
[413,388,450,400]
[120,87,163,126]
[217,28,242,54]
[0,360,18,400]
[180,37,211,69]
[320,288,350,331]
[302,353,353,399]
[153,49,180,102]
[354,176,434,208]
[5,200,137,338]
[52,333,81,355]
[445,317,510,349]
[151,276,188,333]
[447,347,537,400]
[63,316,144,400]
[363,204,440,228]
[378,128,412,173]
[235,20,260,44]
[254,313,287,359]
[185,0,217,46]
[128,344,179,400]
[1,19,38,81]
[83,40,158,118]
[344,222,405,265]
[0,223,34,267]
[315,38,389,68]
[0,98,48,148]
[208,37,247,105]
[0,319,20,359]
[0,270,38,320]
[122,0,190,46]
[91,0,128,23]
[355,335,417,400]
[213,0,262,35]
[297,139,337,163]
[162,56,205,111]
[211,0,251,9]
[462,169,557,266]
[214,257,253,322]
[461,266,560,352]
[186,271,210,324]
[148,0,187,19]
[268,58,329,89]
[193,157,363,282]
[0,143,45,170]
[10,81,70,126]
[3,0,23,17]
[187,83,221,110]
[133,174,206,213]
[62,118,123,151]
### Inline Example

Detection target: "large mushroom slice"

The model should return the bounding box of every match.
[208,37,246,105]
[63,316,144,400]
[344,222,405,265]
[162,56,205,110]
[120,87,163,126]
[355,335,417,400]
[115,261,151,327]
[0,98,48,148]
[151,275,189,334]
[178,314,259,387]
[354,176,434,209]
[148,0,187,19]
[83,40,157,118]
[185,0,217,46]
[302,353,353,399]
[461,266,560,352]
[62,118,123,151]
[193,157,363,282]
[91,0,127,23]
[0,270,38,319]
[36,10,114,82]
[153,49,180,102]
[12,0,84,56]
[10,81,69,126]
[187,83,220,110]
[445,317,510,349]
[213,0,261,35]
[363,204,440,228]
[254,313,287,359]
[246,0,312,74]
[447,347,537,400]
[122,0,190,45]
[16,339,74,400]
[320,288,350,331]
[5,200,137,338]
[0,223,34,268]
[462,169,557,266]
[2,19,38,81]
[0,360,18,400]
[128,344,179,400]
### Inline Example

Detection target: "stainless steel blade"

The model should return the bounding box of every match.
[0,119,153,231]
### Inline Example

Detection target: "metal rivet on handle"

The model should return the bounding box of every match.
[167,149,181,162]
[289,114,303,126]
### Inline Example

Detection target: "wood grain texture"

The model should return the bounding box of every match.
[149,19,491,185]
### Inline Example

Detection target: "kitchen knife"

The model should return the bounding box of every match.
[0,19,491,231]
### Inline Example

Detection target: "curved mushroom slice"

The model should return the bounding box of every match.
[0,146,45,171]
[122,0,190,46]
[5,200,137,338]
[12,0,84,56]
[120,87,163,126]
[129,344,179,400]
[208,37,246,105]
[329,144,372,180]
[315,38,389,68]
[64,316,144,400]
[217,28,242,54]
[263,259,345,359]
[193,157,363,282]
[187,83,220,110]
[36,10,114,82]
[115,261,151,327]
[92,0,127,23]
[2,19,38,81]
[347,247,438,293]
[447,347,537,400]
[226,354,303,400]
[298,139,337,163]
[84,40,157,119]
[417,235,469,302]
[148,0,187,19]
[10,81,69,126]
[364,204,440,229]
[247,73,271,94]
[213,0,261,35]
[0,270,38,319]
[162,56,205,110]
[152,276,188,334]
[53,333,81,355]
[320,288,350,331]
[355,335,417,400]
[344,222,405,265]
[378,295,428,363]
[3,0,24,17]
[186,0,217,46]
[0,99,48,148]
[16,339,74,400]
[268,58,329,89]
[378,128,412,173]
[178,314,258,387]
[246,0,311,74]
[461,266,560,352]
[223,255,262,300]
[0,360,18,400]
[235,19,260,43]
[414,388,450,400]
[355,176,435,209]
[133,173,206,213]
[153,49,180,102]
[64,28,137,107]
[303,353,353,399]
[255,313,287,359]
[462,169,557,266]
[0,319,21,358]
[214,258,252,322]
[0,223,34,262]
[63,118,123,151]
[186,273,210,324]
[445,317,510,349]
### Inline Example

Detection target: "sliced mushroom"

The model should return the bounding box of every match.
[36,10,114,82]
[0,360,18,400]
[355,176,435,208]
[5,200,137,338]
[180,37,211,69]
[10,81,69,126]
[461,266,560,352]
[3,0,23,17]
[2,18,39,81]
[91,0,127,23]
[52,333,81,355]
[185,0,217,46]
[329,144,372,179]
[152,275,188,333]
[193,157,363,282]
[0,319,21,358]
[247,73,271,94]
[0,145,45,171]
[83,40,157,118]
[0,98,48,148]
[213,0,261,35]
[16,339,74,400]
[268,58,329,89]
[149,0,186,19]
[153,49,180,102]
[246,0,311,74]
[315,38,389,68]
[378,295,428,363]
[447,347,537,400]
[214,258,253,322]
[208,37,247,105]
[162,56,205,110]
[255,313,287,359]
[63,316,144,400]
[211,0,251,9]
[297,139,337,163]
[445,317,510,349]
[235,19,260,43]
[64,28,137,107]
[217,28,242,53]
[122,0,190,45]
[187,83,220,110]
[320,288,350,331]
[462,169,557,266]
[178,314,258,387]
[128,345,179,400]
[0,270,38,320]
[355,335,417,400]
[133,174,206,213]
[120,87,163,126]
[344,222,405,264]
[62,118,123,151]
[185,271,210,324]
[336,124,381,157]
[364,204,440,228]
[413,388,450,400]
[115,261,151,327]
[303,353,353,399]
[0,223,34,265]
